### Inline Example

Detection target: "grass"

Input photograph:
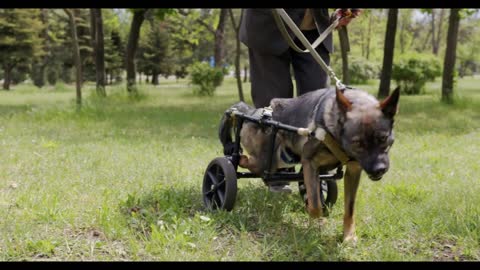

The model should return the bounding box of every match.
[0,77,480,261]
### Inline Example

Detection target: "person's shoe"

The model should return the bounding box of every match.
[268,182,293,193]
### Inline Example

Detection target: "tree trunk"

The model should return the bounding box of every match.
[126,9,148,94]
[378,9,398,98]
[65,9,82,108]
[3,66,12,90]
[421,31,432,52]
[92,8,106,97]
[39,8,50,87]
[442,9,461,104]
[366,12,373,60]
[243,65,248,83]
[338,26,350,84]
[152,73,159,85]
[214,9,228,68]
[229,9,244,101]
[434,9,445,55]
[431,10,437,55]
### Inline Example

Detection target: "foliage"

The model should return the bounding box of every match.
[348,57,380,84]
[0,9,44,88]
[392,53,442,94]
[137,17,173,83]
[188,61,224,96]
[103,9,126,84]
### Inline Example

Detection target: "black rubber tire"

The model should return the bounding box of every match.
[202,157,238,211]
[298,179,338,216]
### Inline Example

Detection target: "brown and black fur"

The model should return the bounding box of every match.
[219,86,400,242]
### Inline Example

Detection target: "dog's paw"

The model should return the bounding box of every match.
[342,233,358,245]
[306,206,323,218]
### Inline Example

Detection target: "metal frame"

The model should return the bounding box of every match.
[224,109,344,184]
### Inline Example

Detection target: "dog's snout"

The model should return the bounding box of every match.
[372,163,387,176]
[368,163,387,181]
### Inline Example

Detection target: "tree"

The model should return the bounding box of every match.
[138,16,174,85]
[75,9,94,82]
[103,9,126,84]
[178,9,228,68]
[378,9,398,98]
[47,10,74,85]
[64,9,82,108]
[398,9,414,54]
[228,8,244,101]
[441,9,461,103]
[105,30,125,84]
[366,11,373,60]
[429,9,446,56]
[214,9,228,68]
[30,9,50,88]
[456,11,480,78]
[0,9,43,90]
[126,8,149,94]
[90,9,106,97]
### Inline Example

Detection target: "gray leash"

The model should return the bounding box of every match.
[272,8,346,90]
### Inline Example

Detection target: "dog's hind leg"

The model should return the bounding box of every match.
[343,161,362,243]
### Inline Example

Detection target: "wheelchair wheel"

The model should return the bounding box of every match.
[298,179,338,216]
[202,157,237,211]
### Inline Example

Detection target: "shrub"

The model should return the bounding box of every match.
[188,61,224,96]
[392,53,442,95]
[330,55,380,85]
[47,69,58,85]
[348,57,380,84]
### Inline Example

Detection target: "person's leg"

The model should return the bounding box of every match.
[291,30,331,96]
[248,48,293,193]
[249,48,293,108]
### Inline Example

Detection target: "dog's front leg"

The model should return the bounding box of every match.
[301,139,323,218]
[343,161,362,243]
[302,159,322,218]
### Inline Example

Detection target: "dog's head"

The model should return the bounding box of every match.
[336,87,400,181]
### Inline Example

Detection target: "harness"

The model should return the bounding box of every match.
[261,106,351,166]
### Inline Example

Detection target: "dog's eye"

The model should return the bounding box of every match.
[377,135,388,143]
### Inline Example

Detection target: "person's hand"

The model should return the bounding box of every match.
[333,8,362,29]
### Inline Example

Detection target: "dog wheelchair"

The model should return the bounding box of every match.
[202,9,358,215]
[202,107,343,214]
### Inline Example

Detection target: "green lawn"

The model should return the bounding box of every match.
[1,77,479,261]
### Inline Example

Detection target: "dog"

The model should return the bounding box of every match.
[219,86,399,242]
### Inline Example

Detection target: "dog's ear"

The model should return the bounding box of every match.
[380,87,400,118]
[336,87,352,112]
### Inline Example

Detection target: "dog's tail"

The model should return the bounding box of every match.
[219,101,252,155]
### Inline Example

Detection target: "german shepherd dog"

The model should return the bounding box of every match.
[219,86,400,242]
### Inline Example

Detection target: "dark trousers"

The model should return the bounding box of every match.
[249,29,331,108]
